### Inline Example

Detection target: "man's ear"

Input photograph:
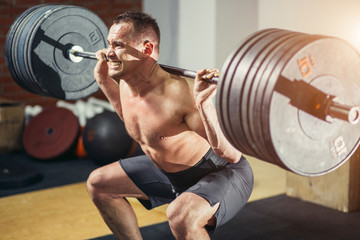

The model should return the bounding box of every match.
[143,41,154,56]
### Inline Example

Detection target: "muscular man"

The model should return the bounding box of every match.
[87,11,254,240]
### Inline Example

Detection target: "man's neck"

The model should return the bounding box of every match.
[122,61,169,97]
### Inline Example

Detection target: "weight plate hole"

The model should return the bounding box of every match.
[46,127,54,135]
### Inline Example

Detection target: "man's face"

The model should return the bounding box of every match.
[106,22,144,79]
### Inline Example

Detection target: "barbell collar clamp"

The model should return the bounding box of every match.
[68,47,98,61]
[328,102,360,125]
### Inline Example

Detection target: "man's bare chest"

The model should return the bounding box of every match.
[121,97,186,145]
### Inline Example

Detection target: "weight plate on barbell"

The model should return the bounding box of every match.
[257,34,323,168]
[230,30,286,159]
[218,28,280,157]
[259,34,325,166]
[257,32,330,171]
[247,33,305,165]
[5,5,108,100]
[218,28,360,176]
[5,5,41,94]
[220,31,274,158]
[31,5,107,99]
[236,30,300,161]
[268,36,360,176]
[218,29,305,161]
[18,5,63,96]
[6,5,50,95]
[251,31,324,167]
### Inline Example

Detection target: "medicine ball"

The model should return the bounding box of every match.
[83,111,134,165]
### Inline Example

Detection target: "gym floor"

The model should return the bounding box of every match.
[0,150,286,240]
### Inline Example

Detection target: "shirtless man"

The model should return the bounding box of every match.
[87,11,254,240]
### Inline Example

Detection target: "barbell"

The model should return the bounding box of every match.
[5,4,360,176]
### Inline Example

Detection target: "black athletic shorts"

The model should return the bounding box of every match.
[119,148,254,229]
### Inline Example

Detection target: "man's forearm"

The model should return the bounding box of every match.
[94,50,123,118]
[98,78,122,118]
[197,99,242,163]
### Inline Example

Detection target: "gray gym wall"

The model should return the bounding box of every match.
[143,0,360,72]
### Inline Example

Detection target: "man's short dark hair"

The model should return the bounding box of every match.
[113,11,160,49]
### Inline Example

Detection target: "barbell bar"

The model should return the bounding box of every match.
[68,47,360,126]
[4,4,360,176]
[67,46,219,84]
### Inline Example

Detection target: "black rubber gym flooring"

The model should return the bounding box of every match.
[0,151,99,197]
[89,194,360,240]
[0,145,143,197]
[1,151,360,240]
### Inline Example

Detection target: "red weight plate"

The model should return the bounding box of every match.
[23,107,80,160]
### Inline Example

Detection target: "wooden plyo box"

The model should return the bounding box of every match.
[286,146,360,212]
[0,99,24,153]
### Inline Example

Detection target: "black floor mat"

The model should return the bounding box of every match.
[0,146,144,197]
[91,194,360,240]
[0,151,98,197]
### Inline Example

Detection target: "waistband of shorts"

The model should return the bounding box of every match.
[203,148,228,168]
[161,148,227,176]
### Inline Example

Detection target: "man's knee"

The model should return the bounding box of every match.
[166,192,220,237]
[166,193,210,235]
[87,168,106,202]
[166,199,196,235]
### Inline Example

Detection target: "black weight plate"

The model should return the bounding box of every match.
[5,5,42,93]
[0,162,42,189]
[246,32,303,162]
[258,34,326,169]
[8,5,50,94]
[269,37,360,176]
[254,34,322,168]
[217,29,280,156]
[258,34,326,170]
[28,5,107,99]
[247,31,317,167]
[218,29,270,155]
[227,30,285,159]
[247,33,304,164]
[24,5,68,96]
[236,30,298,161]
[255,34,322,167]
[217,30,263,154]
[252,34,308,167]
[21,5,64,96]
[22,107,80,160]
[15,5,61,95]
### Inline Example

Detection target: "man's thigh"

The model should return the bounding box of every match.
[168,191,220,226]
[89,160,149,199]
[185,157,254,228]
[119,155,177,209]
